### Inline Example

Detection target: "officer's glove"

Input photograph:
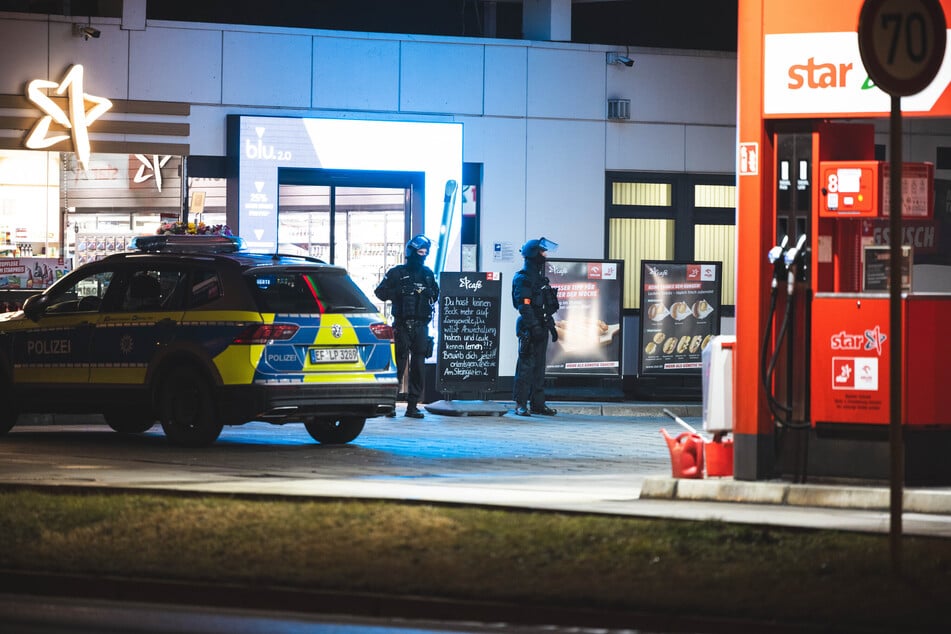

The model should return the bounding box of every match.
[547,319,558,343]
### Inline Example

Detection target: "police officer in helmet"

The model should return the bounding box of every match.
[375,235,439,418]
[512,237,560,416]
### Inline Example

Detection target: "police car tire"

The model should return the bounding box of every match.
[104,412,156,434]
[304,417,366,444]
[159,366,223,448]
[0,381,15,434]
[0,412,14,435]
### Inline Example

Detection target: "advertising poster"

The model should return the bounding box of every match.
[436,271,502,395]
[639,261,722,376]
[0,258,69,290]
[545,259,623,376]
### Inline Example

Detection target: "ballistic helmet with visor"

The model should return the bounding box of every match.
[520,237,558,259]
[406,234,432,258]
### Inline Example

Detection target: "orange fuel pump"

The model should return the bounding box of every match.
[735,0,951,485]
[761,123,951,484]
[812,159,948,433]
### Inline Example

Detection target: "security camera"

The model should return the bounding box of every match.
[73,24,101,40]
[606,52,635,68]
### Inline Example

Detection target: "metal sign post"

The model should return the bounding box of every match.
[858,0,946,574]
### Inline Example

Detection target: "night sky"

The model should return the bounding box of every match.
[0,0,737,52]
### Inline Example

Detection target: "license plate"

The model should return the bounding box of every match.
[309,347,359,364]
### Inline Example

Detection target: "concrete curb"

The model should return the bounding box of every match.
[494,401,703,418]
[639,476,951,515]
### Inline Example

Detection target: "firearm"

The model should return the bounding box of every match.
[540,281,560,312]
[518,328,533,356]
[540,281,559,342]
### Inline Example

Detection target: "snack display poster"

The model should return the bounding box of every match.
[436,271,503,395]
[73,232,136,268]
[638,261,722,376]
[544,259,623,376]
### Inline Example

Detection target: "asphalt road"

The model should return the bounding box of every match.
[0,592,668,634]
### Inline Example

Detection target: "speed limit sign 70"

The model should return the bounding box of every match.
[858,0,947,96]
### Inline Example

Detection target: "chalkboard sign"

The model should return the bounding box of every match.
[436,272,502,395]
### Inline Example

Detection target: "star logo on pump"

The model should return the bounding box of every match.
[863,326,887,356]
[24,64,112,172]
[119,334,134,355]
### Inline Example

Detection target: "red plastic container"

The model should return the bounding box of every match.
[660,428,705,479]
[705,438,734,477]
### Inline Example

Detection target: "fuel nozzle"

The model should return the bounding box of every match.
[783,234,808,293]
[767,235,789,289]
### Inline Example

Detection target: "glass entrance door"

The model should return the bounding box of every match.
[277,185,408,312]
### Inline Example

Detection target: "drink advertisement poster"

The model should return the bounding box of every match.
[545,259,623,376]
[0,258,69,290]
[639,261,722,376]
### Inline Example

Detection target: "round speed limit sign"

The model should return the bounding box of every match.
[858,0,947,96]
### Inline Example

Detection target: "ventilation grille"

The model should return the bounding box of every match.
[607,98,630,121]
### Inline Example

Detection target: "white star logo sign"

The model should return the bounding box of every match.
[24,64,112,172]
[134,154,172,192]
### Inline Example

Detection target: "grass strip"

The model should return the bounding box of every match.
[1,489,949,631]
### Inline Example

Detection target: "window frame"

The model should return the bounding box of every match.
[605,171,736,315]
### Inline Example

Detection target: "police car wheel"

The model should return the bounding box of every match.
[104,412,156,434]
[0,380,15,435]
[159,366,223,448]
[0,410,14,435]
[304,417,366,444]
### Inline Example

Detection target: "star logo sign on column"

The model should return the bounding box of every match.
[24,65,112,172]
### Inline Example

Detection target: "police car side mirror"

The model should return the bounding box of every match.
[22,294,47,322]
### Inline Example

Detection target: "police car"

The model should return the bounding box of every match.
[0,234,398,447]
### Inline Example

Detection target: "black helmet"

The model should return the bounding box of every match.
[520,237,558,259]
[405,234,432,258]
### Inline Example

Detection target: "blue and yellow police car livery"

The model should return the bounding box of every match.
[0,235,397,447]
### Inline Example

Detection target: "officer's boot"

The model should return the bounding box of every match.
[405,399,424,419]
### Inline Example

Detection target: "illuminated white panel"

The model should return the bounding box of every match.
[235,116,463,274]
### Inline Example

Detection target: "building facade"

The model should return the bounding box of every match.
[0,7,759,395]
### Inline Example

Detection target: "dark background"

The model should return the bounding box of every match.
[0,0,738,52]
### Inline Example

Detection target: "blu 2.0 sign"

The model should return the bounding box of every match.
[638,261,722,376]
[859,0,947,97]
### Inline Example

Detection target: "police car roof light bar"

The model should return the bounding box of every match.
[131,234,246,254]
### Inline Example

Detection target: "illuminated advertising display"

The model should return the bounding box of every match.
[638,261,722,376]
[544,259,623,376]
[761,0,951,118]
[229,115,463,270]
